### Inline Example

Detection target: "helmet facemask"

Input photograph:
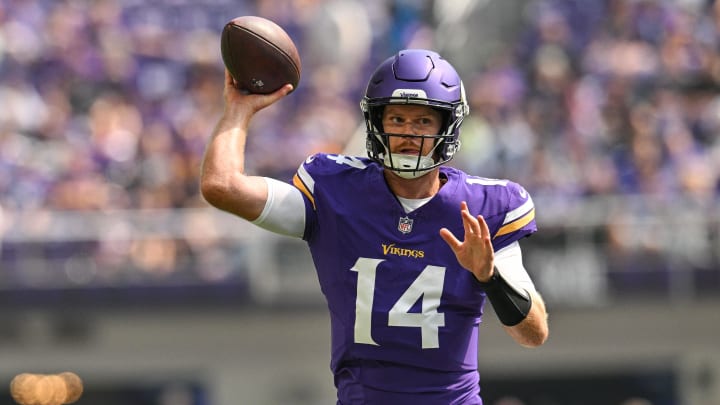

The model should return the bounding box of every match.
[363,100,465,179]
[361,49,469,178]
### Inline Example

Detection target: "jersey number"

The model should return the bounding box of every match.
[351,258,445,349]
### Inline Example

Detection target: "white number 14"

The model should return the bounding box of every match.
[350,258,446,349]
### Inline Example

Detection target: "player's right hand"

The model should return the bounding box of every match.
[222,69,293,124]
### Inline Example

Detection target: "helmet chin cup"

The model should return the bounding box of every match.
[392,168,434,179]
[384,153,435,179]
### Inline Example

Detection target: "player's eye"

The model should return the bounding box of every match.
[386,116,406,126]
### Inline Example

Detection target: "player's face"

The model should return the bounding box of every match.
[382,105,443,156]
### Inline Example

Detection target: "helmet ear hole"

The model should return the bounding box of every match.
[371,106,385,132]
[432,107,451,135]
[445,140,460,157]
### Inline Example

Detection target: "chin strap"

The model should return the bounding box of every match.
[475,269,532,326]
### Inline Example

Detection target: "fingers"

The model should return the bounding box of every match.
[460,201,474,238]
[439,228,461,250]
[223,69,293,99]
[440,203,495,279]
[247,84,293,111]
[476,211,491,241]
[222,72,293,116]
[460,201,484,238]
[268,83,294,101]
[440,201,491,251]
[224,69,235,87]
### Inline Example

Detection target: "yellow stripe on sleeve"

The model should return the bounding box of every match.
[292,174,315,210]
[494,208,535,238]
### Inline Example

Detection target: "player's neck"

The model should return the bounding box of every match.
[384,168,443,199]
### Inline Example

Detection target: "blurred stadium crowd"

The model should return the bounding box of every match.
[0,0,411,212]
[455,0,720,200]
[3,0,718,210]
[1,0,720,295]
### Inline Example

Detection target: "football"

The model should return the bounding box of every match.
[220,16,301,94]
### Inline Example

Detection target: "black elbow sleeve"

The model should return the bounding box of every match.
[476,270,532,326]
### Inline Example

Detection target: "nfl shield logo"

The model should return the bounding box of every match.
[398,216,414,234]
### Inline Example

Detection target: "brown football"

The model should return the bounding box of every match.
[220,16,301,94]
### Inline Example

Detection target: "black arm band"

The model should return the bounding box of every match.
[476,270,532,326]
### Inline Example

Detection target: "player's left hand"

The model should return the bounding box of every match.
[439,201,495,282]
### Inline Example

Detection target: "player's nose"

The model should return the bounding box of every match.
[397,123,424,136]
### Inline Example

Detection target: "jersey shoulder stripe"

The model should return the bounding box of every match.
[494,194,535,238]
[495,207,535,238]
[292,153,374,210]
[293,163,315,209]
[458,172,537,244]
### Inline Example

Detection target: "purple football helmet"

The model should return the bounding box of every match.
[361,49,469,178]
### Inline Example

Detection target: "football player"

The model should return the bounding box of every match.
[201,49,549,404]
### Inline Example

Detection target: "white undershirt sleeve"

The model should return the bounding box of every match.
[493,241,537,292]
[251,177,306,238]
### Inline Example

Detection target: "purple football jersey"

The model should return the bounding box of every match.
[292,153,537,404]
